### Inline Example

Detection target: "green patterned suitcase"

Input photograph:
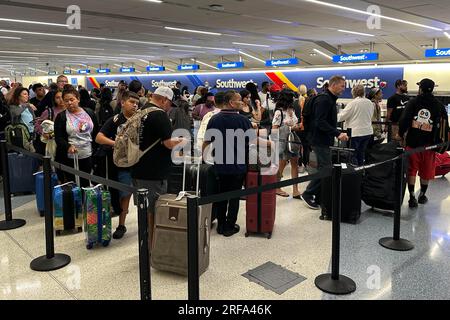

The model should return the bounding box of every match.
[83,185,112,250]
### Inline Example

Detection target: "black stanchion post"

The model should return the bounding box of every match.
[187,196,200,300]
[315,164,356,295]
[30,156,71,271]
[0,140,26,231]
[379,154,414,251]
[137,189,151,300]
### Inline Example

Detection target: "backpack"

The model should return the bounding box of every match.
[113,107,164,168]
[98,102,114,126]
[5,122,34,152]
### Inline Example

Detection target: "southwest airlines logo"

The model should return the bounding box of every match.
[178,64,200,71]
[333,53,379,63]
[217,62,244,69]
[146,66,165,72]
[317,76,385,89]
[425,48,450,58]
[266,58,299,67]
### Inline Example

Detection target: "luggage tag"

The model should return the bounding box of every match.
[175,191,186,201]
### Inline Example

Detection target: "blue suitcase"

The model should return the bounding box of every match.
[8,153,39,195]
[34,171,59,217]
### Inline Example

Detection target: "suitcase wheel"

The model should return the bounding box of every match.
[39,210,45,217]
[77,227,83,233]
[267,233,272,240]
[86,243,94,250]
[245,232,249,238]
[55,230,61,236]
[102,240,110,247]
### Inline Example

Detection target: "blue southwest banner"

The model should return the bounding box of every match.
[86,66,404,99]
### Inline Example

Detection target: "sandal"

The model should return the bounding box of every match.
[276,190,290,197]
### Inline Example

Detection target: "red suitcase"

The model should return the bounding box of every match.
[245,171,277,239]
[435,152,450,177]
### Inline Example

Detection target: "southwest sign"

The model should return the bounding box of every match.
[177,64,200,71]
[333,53,379,63]
[120,67,135,73]
[78,69,91,74]
[146,66,166,72]
[96,68,111,74]
[425,48,450,58]
[265,58,299,67]
[217,62,245,69]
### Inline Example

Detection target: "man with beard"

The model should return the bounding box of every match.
[387,79,409,141]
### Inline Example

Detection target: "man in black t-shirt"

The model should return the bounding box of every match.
[96,91,139,239]
[387,79,409,140]
[131,87,188,245]
[30,83,46,117]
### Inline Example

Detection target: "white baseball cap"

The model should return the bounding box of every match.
[154,86,174,100]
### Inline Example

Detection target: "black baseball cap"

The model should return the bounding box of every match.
[417,78,437,93]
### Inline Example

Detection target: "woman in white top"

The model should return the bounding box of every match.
[338,84,374,165]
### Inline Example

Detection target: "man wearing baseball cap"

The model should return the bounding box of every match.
[132,86,188,243]
[399,78,449,208]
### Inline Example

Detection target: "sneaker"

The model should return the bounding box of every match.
[300,194,320,210]
[418,194,428,204]
[223,224,240,237]
[113,225,127,239]
[408,197,418,208]
[217,225,225,235]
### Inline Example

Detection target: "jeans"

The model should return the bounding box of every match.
[351,135,372,166]
[216,173,246,230]
[303,145,332,203]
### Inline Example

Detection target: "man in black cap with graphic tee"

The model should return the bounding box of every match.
[399,78,449,208]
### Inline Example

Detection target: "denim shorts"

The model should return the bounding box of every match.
[132,179,168,214]
[117,170,133,198]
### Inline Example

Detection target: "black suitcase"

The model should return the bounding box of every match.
[362,141,406,211]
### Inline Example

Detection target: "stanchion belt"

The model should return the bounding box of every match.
[198,168,332,206]
[50,160,137,194]
[7,144,44,160]
[403,142,449,156]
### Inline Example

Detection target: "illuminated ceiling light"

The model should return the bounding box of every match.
[145,0,163,3]
[164,26,222,36]
[313,48,333,60]
[0,36,21,40]
[57,46,105,51]
[170,49,206,53]
[232,42,270,48]
[338,29,375,37]
[191,59,219,70]
[238,50,265,64]
[0,17,67,27]
[303,0,443,31]
[444,32,450,39]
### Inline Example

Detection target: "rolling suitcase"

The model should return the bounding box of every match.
[245,166,277,239]
[34,171,58,217]
[152,158,212,276]
[8,152,38,195]
[362,141,406,211]
[435,152,450,177]
[53,182,83,235]
[83,185,112,249]
[320,145,362,224]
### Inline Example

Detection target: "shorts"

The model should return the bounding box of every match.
[406,147,436,180]
[117,170,133,199]
[132,179,168,214]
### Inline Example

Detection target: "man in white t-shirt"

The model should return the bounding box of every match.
[258,81,273,110]
[197,92,225,155]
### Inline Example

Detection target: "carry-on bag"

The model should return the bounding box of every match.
[245,166,277,238]
[34,171,58,216]
[435,152,450,177]
[53,181,83,235]
[362,141,406,211]
[152,157,212,276]
[8,152,38,195]
[83,185,112,249]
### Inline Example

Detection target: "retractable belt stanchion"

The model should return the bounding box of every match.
[137,189,152,300]
[30,156,71,271]
[379,153,414,251]
[187,196,200,300]
[315,164,356,295]
[0,140,26,231]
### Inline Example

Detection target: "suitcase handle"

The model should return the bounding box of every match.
[74,153,80,187]
[181,156,202,197]
[204,217,209,254]
[54,181,76,189]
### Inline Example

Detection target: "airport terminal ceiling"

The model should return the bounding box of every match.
[0,0,450,76]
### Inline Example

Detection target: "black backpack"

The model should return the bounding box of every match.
[98,102,114,126]
[302,94,323,136]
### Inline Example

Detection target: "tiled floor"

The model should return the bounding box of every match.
[1,169,450,300]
